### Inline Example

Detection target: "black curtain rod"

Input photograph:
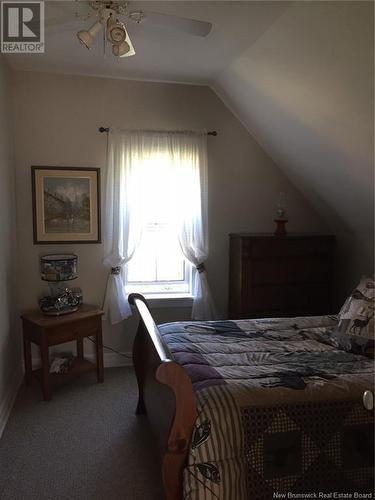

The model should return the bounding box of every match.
[98,126,217,136]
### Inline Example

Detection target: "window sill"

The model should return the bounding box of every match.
[129,293,193,309]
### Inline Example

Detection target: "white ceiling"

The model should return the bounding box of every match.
[5,0,290,84]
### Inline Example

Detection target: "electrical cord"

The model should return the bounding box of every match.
[87,336,132,359]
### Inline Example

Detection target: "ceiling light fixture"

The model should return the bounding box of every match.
[115,28,135,57]
[107,19,127,45]
[112,40,130,57]
[76,5,136,59]
[77,20,102,49]
[51,1,213,61]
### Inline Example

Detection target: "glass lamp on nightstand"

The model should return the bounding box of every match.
[39,254,82,315]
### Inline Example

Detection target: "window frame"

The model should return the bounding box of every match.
[125,259,193,298]
[124,222,194,303]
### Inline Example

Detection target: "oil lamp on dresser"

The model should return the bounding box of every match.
[274,191,288,236]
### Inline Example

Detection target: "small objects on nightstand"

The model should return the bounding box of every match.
[49,356,74,374]
[39,288,83,315]
[71,287,83,306]
[274,191,288,236]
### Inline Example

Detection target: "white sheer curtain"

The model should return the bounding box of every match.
[102,129,143,323]
[171,132,218,320]
[103,128,217,323]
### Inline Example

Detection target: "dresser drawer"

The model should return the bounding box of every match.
[244,283,331,314]
[247,257,332,286]
[244,237,334,259]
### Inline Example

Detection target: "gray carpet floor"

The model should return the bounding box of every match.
[0,367,164,500]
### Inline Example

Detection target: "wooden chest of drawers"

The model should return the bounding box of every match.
[229,233,335,319]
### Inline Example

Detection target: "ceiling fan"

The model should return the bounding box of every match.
[46,1,213,59]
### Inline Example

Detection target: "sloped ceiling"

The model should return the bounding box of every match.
[214,0,374,296]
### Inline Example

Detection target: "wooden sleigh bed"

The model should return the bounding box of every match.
[130,293,197,500]
[129,293,374,500]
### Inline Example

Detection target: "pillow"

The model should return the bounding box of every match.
[328,330,374,359]
[337,276,374,339]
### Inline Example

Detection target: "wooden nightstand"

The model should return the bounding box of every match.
[21,305,104,401]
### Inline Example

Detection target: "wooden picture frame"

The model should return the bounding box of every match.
[31,166,101,244]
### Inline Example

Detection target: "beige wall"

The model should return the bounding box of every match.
[0,56,21,434]
[214,1,374,303]
[12,71,325,356]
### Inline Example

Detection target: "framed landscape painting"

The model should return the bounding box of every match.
[31,166,101,244]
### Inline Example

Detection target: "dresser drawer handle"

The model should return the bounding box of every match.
[363,390,374,411]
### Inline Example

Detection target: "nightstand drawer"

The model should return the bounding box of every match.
[47,316,100,345]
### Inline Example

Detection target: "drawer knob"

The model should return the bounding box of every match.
[363,390,374,411]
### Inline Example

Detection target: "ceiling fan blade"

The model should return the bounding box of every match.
[130,10,212,37]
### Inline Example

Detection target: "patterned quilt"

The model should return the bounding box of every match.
[158,315,374,500]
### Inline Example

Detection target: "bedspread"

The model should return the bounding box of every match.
[158,315,374,500]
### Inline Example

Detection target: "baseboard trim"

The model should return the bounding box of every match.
[32,351,133,369]
[0,365,23,439]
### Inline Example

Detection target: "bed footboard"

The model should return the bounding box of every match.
[129,294,197,500]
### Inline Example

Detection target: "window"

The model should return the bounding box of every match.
[103,128,216,323]
[124,152,192,298]
[125,222,192,296]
